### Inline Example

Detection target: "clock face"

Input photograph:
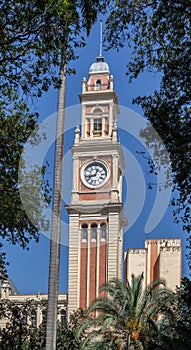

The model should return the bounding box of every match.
[81,161,109,188]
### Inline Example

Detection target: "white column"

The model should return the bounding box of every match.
[96,226,100,298]
[119,172,123,202]
[110,75,114,91]
[111,154,119,202]
[117,227,123,279]
[36,306,42,327]
[71,156,79,203]
[109,103,113,136]
[90,118,94,137]
[86,227,91,308]
[82,106,86,138]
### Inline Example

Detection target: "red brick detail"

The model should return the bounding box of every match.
[89,243,97,305]
[153,256,160,282]
[99,242,106,297]
[79,192,110,201]
[80,245,88,309]
[88,76,109,91]
[150,241,159,284]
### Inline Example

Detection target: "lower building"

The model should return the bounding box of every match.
[125,238,182,291]
[0,279,67,329]
[0,237,181,330]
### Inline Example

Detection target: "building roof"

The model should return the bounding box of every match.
[0,278,19,295]
[89,56,110,74]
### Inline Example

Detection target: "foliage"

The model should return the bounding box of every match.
[150,277,191,349]
[0,1,79,96]
[105,0,191,261]
[0,96,50,280]
[0,301,83,350]
[0,97,50,239]
[0,280,190,349]
[25,321,46,350]
[56,309,84,350]
[77,274,177,349]
[24,309,83,349]
[0,299,46,350]
[171,277,191,349]
[0,0,109,278]
[0,0,109,95]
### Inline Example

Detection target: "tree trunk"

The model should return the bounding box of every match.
[46,57,66,350]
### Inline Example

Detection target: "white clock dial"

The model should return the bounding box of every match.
[81,161,109,188]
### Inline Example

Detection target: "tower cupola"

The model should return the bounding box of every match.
[89,55,110,75]
[79,51,118,140]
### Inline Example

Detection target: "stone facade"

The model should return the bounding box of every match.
[0,280,67,329]
[0,56,182,330]
[67,55,126,316]
[125,238,182,291]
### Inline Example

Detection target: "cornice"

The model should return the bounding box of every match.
[79,91,118,106]
[71,141,125,169]
[65,202,123,215]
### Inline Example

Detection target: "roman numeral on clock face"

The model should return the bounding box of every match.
[82,161,108,188]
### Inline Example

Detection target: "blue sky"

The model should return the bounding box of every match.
[4,22,189,294]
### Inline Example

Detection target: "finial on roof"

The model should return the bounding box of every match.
[112,121,118,142]
[74,123,80,144]
[75,122,80,133]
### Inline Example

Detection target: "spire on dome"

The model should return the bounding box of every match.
[88,20,110,74]
[99,20,103,58]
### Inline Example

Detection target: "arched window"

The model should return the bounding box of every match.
[92,108,102,133]
[60,309,67,324]
[31,311,37,327]
[95,79,102,90]
[91,222,97,241]
[81,223,88,241]
[42,308,47,323]
[100,222,107,241]
[22,312,27,325]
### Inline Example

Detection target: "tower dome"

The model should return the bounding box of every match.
[89,56,110,74]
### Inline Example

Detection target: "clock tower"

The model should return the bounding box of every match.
[66,55,126,316]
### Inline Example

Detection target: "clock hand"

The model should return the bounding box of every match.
[86,172,96,178]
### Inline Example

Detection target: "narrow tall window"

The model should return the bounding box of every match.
[100,223,107,241]
[42,309,47,323]
[31,311,37,327]
[60,309,67,324]
[91,223,97,241]
[81,223,88,241]
[94,118,102,132]
[95,79,102,90]
[22,312,27,325]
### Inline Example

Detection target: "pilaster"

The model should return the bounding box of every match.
[107,211,120,281]
[111,153,119,202]
[71,155,79,204]
[67,213,80,316]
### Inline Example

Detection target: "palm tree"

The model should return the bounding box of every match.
[45,3,106,349]
[45,55,66,350]
[77,274,176,349]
